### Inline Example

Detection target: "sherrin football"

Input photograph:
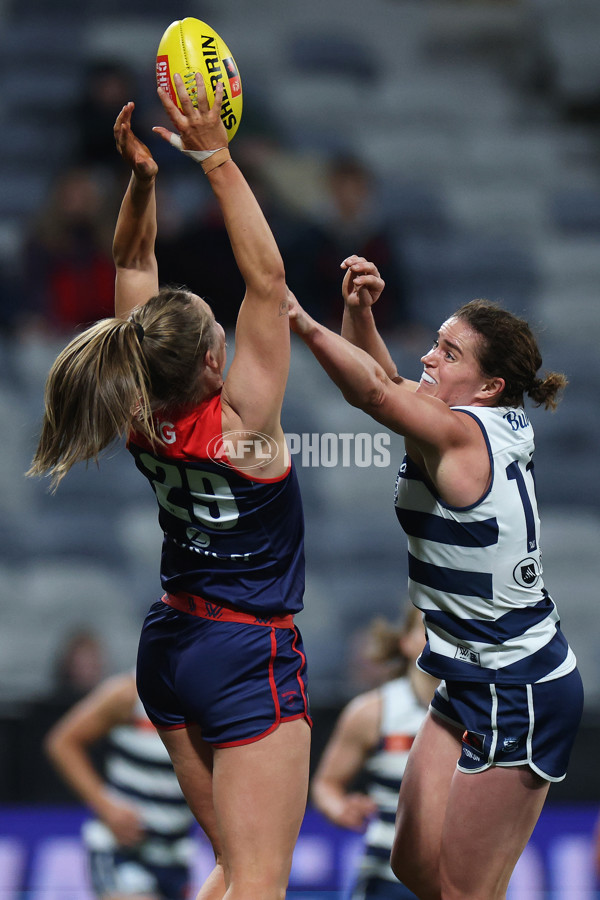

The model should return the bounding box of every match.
[156,18,242,141]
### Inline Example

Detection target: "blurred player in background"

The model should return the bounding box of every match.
[311,606,437,900]
[29,75,310,900]
[287,255,583,900]
[45,672,195,900]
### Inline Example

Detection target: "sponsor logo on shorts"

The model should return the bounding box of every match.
[502,737,520,753]
[462,729,486,763]
[455,645,481,666]
[462,745,481,762]
[513,557,540,588]
[203,602,225,619]
[462,730,486,752]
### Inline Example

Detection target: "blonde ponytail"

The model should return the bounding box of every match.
[28,318,156,489]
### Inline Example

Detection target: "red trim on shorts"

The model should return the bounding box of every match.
[269,627,280,721]
[162,592,295,628]
[291,627,313,727]
[154,721,188,732]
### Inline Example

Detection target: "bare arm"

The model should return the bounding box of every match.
[154,75,288,445]
[44,674,145,846]
[311,692,380,832]
[112,103,159,320]
[289,294,491,504]
[288,292,422,427]
[340,255,400,381]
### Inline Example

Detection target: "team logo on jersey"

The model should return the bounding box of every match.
[158,420,177,444]
[455,645,481,666]
[513,557,540,588]
[207,430,279,470]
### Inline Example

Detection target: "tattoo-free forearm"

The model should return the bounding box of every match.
[341,304,399,380]
[112,173,158,270]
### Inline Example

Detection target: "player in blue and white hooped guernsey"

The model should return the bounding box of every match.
[311,606,438,900]
[45,673,195,900]
[288,255,584,900]
[29,75,310,900]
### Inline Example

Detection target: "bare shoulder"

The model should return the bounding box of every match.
[338,689,383,749]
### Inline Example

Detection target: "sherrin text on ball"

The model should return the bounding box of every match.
[156,17,242,140]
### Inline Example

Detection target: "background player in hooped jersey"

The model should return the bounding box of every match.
[45,672,196,900]
[286,255,584,900]
[29,75,310,900]
[311,605,438,900]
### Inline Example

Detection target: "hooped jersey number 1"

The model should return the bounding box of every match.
[506,458,537,552]
[138,452,240,530]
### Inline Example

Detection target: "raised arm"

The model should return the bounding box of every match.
[288,292,422,428]
[289,295,495,506]
[340,255,400,381]
[154,75,288,441]
[44,674,144,846]
[112,103,159,320]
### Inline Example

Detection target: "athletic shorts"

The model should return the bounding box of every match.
[88,847,188,900]
[136,596,311,747]
[430,667,583,782]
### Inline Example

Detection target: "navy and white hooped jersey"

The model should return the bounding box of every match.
[82,699,195,866]
[128,392,305,616]
[356,678,427,886]
[394,405,576,685]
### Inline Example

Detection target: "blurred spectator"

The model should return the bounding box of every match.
[74,61,139,173]
[21,166,118,335]
[288,153,412,334]
[154,179,246,329]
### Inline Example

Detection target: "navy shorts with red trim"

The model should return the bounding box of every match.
[430,667,583,782]
[136,597,311,747]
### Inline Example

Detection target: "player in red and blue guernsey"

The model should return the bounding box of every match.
[29,74,310,900]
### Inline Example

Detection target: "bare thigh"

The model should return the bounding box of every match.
[213,717,311,900]
[392,711,460,900]
[439,764,549,899]
[391,711,550,900]
[158,724,221,855]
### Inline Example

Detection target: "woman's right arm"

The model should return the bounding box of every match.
[311,692,380,832]
[44,674,145,846]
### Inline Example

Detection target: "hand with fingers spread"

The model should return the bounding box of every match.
[113,101,158,181]
[341,255,385,310]
[153,72,229,154]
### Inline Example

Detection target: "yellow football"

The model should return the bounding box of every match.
[156,17,242,141]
